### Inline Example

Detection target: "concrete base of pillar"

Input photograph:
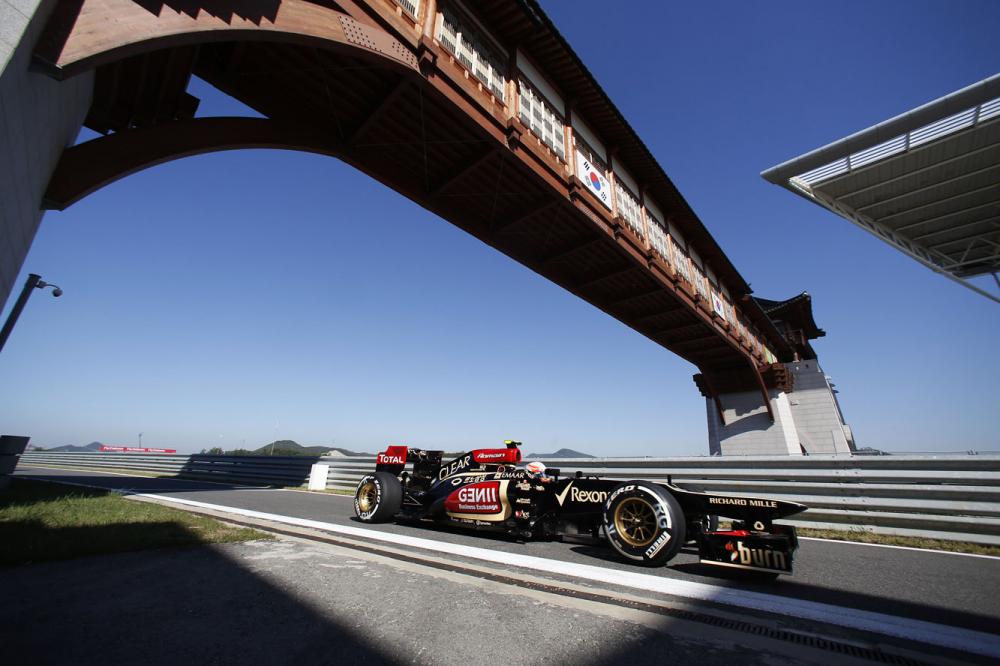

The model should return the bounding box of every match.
[706,361,855,456]
[785,360,855,454]
[707,390,802,456]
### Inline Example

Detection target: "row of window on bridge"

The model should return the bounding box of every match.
[395,0,779,364]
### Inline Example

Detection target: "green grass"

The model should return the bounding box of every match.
[0,479,271,566]
[794,527,1000,557]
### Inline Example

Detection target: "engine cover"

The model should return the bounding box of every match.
[443,481,511,521]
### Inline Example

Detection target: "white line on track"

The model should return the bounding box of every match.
[129,491,999,659]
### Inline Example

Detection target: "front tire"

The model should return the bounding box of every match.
[603,481,686,566]
[354,472,402,523]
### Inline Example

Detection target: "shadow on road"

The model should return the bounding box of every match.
[564,541,998,635]
[0,483,398,664]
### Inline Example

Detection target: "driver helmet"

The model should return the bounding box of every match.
[525,461,547,478]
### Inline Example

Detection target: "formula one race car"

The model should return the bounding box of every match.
[354,441,807,575]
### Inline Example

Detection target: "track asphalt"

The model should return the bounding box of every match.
[14,467,1000,648]
[4,531,894,665]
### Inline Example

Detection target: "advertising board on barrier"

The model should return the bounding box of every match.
[99,446,176,454]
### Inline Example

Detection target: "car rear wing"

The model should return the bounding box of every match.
[375,445,445,477]
[375,445,408,474]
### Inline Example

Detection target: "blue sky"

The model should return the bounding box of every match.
[2,1,998,455]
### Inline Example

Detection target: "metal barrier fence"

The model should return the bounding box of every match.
[18,451,319,488]
[17,451,1000,546]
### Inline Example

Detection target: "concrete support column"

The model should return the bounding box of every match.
[706,390,802,456]
[704,359,855,456]
[0,0,92,307]
[784,360,854,454]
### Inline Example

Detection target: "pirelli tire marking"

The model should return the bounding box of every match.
[602,482,685,566]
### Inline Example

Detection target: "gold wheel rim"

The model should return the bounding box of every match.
[614,497,658,547]
[357,481,378,513]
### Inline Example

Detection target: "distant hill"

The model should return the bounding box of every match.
[43,441,102,453]
[326,447,369,457]
[236,440,367,457]
[854,446,890,456]
[524,448,595,459]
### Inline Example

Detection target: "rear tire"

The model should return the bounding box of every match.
[603,481,685,566]
[354,472,402,523]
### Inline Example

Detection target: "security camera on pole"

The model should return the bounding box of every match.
[0,274,63,354]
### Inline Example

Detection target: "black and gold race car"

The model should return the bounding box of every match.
[354,440,806,575]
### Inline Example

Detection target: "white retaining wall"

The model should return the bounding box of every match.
[0,0,91,306]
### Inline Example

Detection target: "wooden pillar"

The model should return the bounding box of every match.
[422,0,438,39]
[752,363,776,422]
[564,98,576,180]
[638,187,651,251]
[505,43,519,121]
[699,373,728,427]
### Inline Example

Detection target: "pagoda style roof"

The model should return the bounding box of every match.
[754,293,825,340]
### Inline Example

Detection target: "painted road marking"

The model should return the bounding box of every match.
[131,491,999,659]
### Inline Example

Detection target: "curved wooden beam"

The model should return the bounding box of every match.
[44,117,344,209]
[35,0,418,79]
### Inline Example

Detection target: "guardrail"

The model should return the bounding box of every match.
[18,451,319,488]
[17,451,1000,546]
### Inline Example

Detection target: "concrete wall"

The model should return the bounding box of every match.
[706,390,801,456]
[786,360,854,454]
[0,0,91,307]
[706,360,855,456]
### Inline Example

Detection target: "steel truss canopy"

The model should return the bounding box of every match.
[762,74,1000,303]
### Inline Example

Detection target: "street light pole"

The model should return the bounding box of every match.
[0,274,63,354]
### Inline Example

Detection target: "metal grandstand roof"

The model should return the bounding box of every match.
[762,74,1000,303]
